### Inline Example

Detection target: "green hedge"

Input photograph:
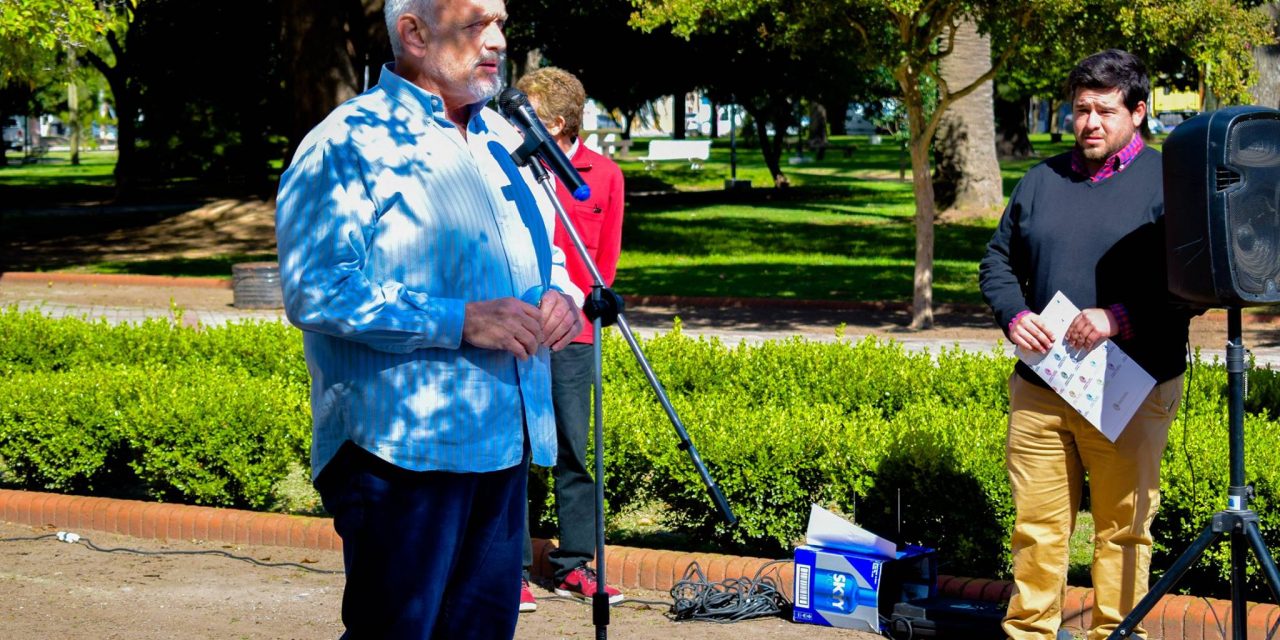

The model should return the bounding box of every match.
[3,307,1280,597]
[0,309,307,382]
[0,364,309,509]
[600,332,1014,577]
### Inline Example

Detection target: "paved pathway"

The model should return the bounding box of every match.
[0,275,1015,355]
[4,274,1280,367]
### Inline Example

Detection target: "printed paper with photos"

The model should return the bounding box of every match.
[1016,291,1156,441]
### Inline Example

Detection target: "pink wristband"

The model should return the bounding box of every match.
[1009,310,1031,336]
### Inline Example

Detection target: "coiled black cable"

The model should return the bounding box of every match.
[668,559,791,623]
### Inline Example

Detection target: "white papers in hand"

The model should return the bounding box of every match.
[805,504,896,558]
[1015,291,1156,441]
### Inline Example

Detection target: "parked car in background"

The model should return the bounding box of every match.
[3,116,23,150]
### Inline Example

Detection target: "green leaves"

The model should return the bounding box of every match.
[0,308,307,509]
[0,0,134,85]
[3,307,1279,597]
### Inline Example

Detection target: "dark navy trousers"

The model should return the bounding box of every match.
[317,441,528,639]
[523,342,597,583]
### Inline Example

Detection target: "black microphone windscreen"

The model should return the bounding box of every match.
[498,87,526,115]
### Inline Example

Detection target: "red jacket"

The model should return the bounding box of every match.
[553,143,625,344]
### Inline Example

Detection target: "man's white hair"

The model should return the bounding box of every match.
[384,0,435,58]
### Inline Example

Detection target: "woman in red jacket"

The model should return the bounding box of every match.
[515,66,625,612]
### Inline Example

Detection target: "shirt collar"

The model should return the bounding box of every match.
[377,63,488,131]
[1071,133,1145,182]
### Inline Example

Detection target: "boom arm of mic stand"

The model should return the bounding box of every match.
[517,152,737,526]
[611,312,737,524]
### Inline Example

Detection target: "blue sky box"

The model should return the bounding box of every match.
[792,505,936,632]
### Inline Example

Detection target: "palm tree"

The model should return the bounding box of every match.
[932,17,1002,214]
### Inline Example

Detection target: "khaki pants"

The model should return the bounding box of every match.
[1003,373,1183,640]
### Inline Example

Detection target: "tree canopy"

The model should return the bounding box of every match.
[632,0,1276,328]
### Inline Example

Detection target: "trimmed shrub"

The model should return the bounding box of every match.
[1153,359,1280,599]
[3,308,1280,596]
[599,331,1013,576]
[0,307,307,382]
[0,364,309,509]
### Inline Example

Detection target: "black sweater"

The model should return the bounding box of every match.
[979,146,1192,385]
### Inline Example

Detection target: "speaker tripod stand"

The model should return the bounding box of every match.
[512,150,737,640]
[1108,309,1280,639]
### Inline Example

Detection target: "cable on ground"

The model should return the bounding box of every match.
[668,559,791,623]
[1,530,342,575]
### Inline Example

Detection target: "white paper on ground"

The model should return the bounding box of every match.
[805,504,896,558]
[1015,291,1156,441]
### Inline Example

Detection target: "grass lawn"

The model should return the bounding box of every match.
[609,134,1078,303]
[1,149,119,206]
[2,134,1102,303]
[73,254,279,279]
[0,149,118,187]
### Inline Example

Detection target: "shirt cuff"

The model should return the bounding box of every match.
[1108,303,1133,340]
[1008,310,1031,336]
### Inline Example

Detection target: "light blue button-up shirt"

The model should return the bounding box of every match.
[276,64,579,478]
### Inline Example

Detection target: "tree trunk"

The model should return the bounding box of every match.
[1048,99,1063,142]
[908,103,936,330]
[0,107,7,167]
[85,43,137,197]
[673,92,686,139]
[622,108,635,139]
[709,100,719,138]
[68,48,80,166]
[280,0,363,163]
[825,97,847,135]
[995,95,1033,159]
[1249,3,1280,109]
[750,111,788,188]
[931,17,1001,214]
[807,102,828,159]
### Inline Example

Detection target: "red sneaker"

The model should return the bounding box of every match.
[554,566,625,604]
[520,578,538,613]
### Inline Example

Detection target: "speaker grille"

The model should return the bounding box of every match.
[1225,119,1280,297]
[1215,168,1241,191]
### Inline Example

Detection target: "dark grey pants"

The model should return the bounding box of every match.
[523,342,596,583]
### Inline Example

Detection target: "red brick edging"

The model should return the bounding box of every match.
[2,488,1275,639]
[0,271,232,289]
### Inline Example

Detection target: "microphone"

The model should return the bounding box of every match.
[498,87,591,202]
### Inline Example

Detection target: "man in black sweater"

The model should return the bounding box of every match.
[979,49,1193,640]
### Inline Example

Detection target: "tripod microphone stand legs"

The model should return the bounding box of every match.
[1107,309,1280,639]
[591,298,609,639]
[513,155,736,640]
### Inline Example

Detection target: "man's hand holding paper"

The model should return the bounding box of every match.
[1065,307,1118,352]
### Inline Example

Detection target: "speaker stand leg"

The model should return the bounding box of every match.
[1108,309,1280,639]
[1244,520,1280,604]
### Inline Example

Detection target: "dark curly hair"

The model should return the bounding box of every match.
[1066,49,1150,112]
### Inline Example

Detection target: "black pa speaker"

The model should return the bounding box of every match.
[1164,106,1280,307]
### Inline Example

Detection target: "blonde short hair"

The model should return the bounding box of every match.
[516,67,586,139]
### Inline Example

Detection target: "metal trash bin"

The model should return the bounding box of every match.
[231,261,283,309]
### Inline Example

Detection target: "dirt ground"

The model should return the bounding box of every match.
[0,521,877,640]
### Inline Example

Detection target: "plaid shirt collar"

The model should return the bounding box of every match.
[1071,133,1145,182]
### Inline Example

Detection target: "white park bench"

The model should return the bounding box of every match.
[582,129,633,158]
[640,139,712,170]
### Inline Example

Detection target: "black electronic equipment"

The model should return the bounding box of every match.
[1111,106,1280,640]
[1163,106,1280,307]
[888,597,1006,639]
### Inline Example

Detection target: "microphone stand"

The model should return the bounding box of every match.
[510,146,737,640]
